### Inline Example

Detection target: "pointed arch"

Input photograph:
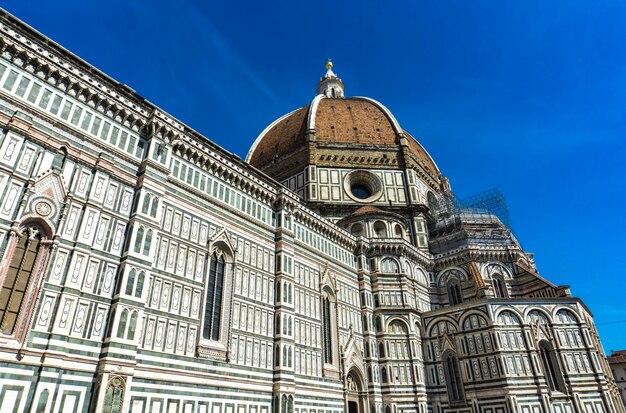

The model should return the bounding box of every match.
[442,350,465,403]
[203,251,225,341]
[134,271,145,297]
[142,229,153,256]
[0,220,53,338]
[538,340,566,393]
[116,309,128,338]
[133,226,144,253]
[124,269,136,296]
[198,230,237,360]
[447,279,463,306]
[150,196,159,217]
[141,193,151,214]
[102,375,125,413]
[492,274,507,298]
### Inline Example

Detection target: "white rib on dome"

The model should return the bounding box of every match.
[245,107,303,163]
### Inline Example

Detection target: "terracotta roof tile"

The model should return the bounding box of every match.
[248,97,440,179]
[315,98,397,145]
[249,105,309,167]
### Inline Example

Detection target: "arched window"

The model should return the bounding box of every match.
[394,224,403,238]
[288,347,292,367]
[281,395,287,413]
[373,221,387,238]
[203,252,225,341]
[381,367,388,383]
[0,224,49,335]
[124,269,136,296]
[127,311,138,340]
[116,310,128,338]
[102,376,125,413]
[134,272,145,297]
[287,396,293,413]
[442,351,464,403]
[538,340,566,392]
[141,194,151,215]
[133,227,144,253]
[378,342,385,358]
[351,223,363,237]
[142,229,153,256]
[492,274,507,298]
[150,197,159,217]
[447,280,463,306]
[322,295,334,364]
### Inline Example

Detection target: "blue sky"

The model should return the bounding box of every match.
[5,1,625,350]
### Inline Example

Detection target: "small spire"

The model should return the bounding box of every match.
[317,58,344,98]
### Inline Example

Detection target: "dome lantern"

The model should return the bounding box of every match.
[317,59,344,98]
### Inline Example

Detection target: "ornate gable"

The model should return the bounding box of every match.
[19,170,67,235]
[319,263,337,295]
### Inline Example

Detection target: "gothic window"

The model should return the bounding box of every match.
[442,351,464,403]
[102,376,125,413]
[141,194,151,215]
[124,269,136,296]
[149,197,159,217]
[322,295,334,364]
[133,227,144,253]
[142,229,153,256]
[127,311,138,340]
[134,272,144,297]
[0,223,50,336]
[203,252,225,341]
[447,280,463,306]
[492,274,507,298]
[538,340,566,392]
[116,310,128,338]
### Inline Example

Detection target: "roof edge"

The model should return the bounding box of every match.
[245,106,306,163]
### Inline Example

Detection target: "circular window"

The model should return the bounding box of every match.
[351,184,371,199]
[344,170,383,203]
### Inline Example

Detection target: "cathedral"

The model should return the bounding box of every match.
[0,9,623,413]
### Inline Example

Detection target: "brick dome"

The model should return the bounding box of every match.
[246,65,441,185]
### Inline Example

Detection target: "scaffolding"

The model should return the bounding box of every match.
[453,188,514,232]
[428,188,515,245]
